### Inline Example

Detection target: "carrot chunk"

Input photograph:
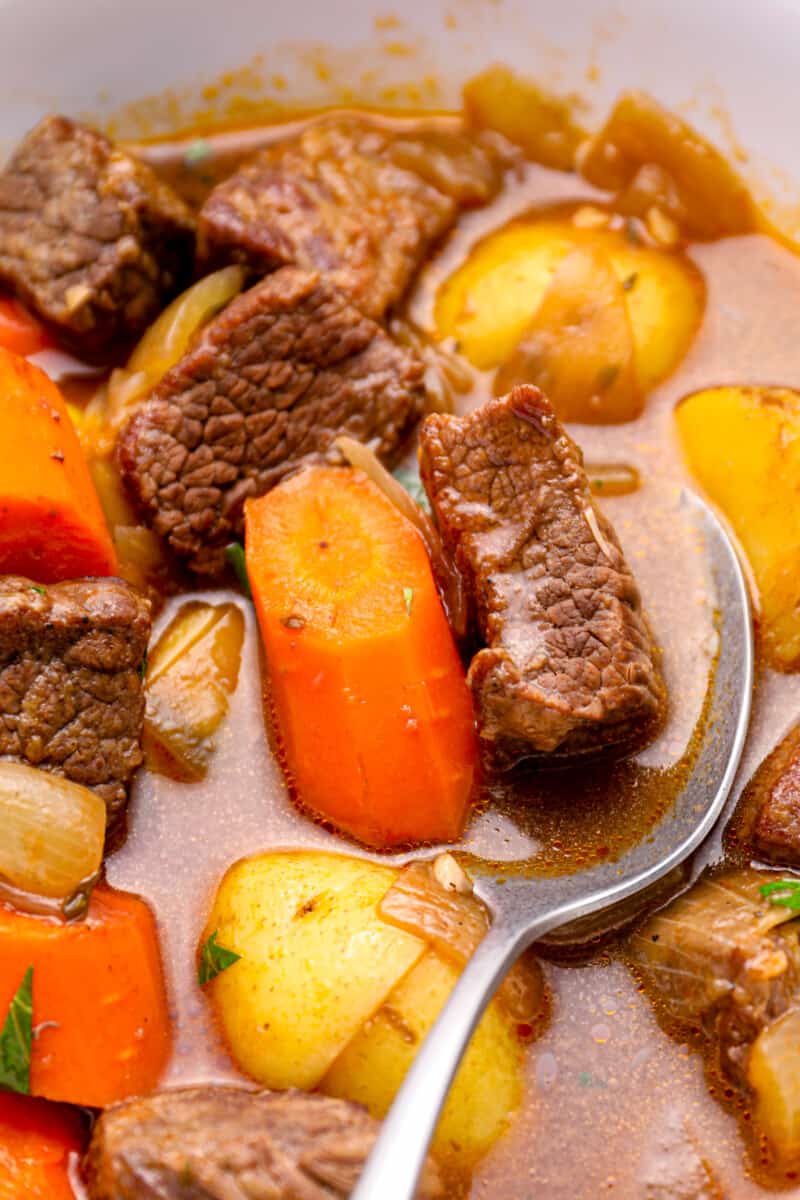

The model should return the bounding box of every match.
[0,295,51,357]
[245,466,477,848]
[0,347,116,581]
[0,885,171,1107]
[0,1094,84,1200]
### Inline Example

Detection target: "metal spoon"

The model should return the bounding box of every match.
[352,489,754,1200]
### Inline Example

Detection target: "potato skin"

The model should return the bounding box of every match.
[676,386,800,670]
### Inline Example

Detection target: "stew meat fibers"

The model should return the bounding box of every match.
[1,65,800,1200]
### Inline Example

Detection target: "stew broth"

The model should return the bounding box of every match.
[93,120,800,1197]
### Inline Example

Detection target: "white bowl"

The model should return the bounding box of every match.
[0,0,797,226]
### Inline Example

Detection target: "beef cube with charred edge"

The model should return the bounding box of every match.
[198,116,506,320]
[0,576,150,846]
[418,385,664,767]
[83,1086,443,1200]
[117,266,426,575]
[0,115,196,362]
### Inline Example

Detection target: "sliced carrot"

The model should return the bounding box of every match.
[245,466,477,848]
[0,346,116,581]
[0,295,51,358]
[0,884,171,1107]
[0,1094,84,1200]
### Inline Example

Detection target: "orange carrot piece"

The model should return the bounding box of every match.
[0,296,51,357]
[246,466,477,848]
[0,1094,84,1200]
[0,347,116,581]
[0,885,171,1107]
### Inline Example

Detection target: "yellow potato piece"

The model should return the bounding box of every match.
[204,852,427,1090]
[748,1008,800,1160]
[434,217,704,395]
[494,245,642,423]
[676,387,800,670]
[321,949,523,1165]
[463,65,585,171]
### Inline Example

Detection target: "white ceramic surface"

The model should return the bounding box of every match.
[1,0,798,223]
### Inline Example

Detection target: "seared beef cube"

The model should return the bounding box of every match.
[118,266,426,574]
[418,385,664,766]
[0,115,195,361]
[198,117,505,319]
[629,868,800,1085]
[84,1086,443,1199]
[736,726,800,867]
[0,576,150,843]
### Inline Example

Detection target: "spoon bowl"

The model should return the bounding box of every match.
[352,487,754,1200]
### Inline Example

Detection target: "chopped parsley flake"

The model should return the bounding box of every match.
[760,879,800,912]
[225,542,252,601]
[0,967,33,1094]
[198,932,241,987]
[403,587,414,615]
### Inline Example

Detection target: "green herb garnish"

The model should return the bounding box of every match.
[184,138,212,167]
[30,585,46,596]
[393,467,430,513]
[622,272,638,292]
[0,967,33,1094]
[760,879,800,912]
[198,932,241,986]
[578,1070,607,1089]
[225,542,252,601]
[403,587,414,615]
[138,650,148,681]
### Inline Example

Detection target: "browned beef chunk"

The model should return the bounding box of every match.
[84,1086,443,1200]
[418,385,664,767]
[0,576,150,843]
[198,116,506,319]
[118,266,426,574]
[0,115,195,362]
[629,869,800,1086]
[733,725,800,867]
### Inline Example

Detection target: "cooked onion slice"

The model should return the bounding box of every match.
[106,264,245,433]
[144,601,245,781]
[335,437,470,639]
[0,762,106,899]
[379,859,547,1025]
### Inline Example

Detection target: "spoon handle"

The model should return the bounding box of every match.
[351,908,561,1200]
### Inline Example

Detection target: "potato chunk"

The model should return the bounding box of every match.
[463,65,585,171]
[434,215,704,418]
[321,950,523,1164]
[749,1007,800,1161]
[494,245,642,422]
[204,852,427,1090]
[578,90,759,240]
[676,387,800,670]
[144,601,245,779]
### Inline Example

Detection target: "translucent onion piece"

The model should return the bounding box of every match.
[144,601,245,781]
[379,860,547,1025]
[106,264,245,433]
[749,1007,800,1160]
[586,461,641,497]
[0,762,106,899]
[335,437,470,639]
[630,868,800,1084]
